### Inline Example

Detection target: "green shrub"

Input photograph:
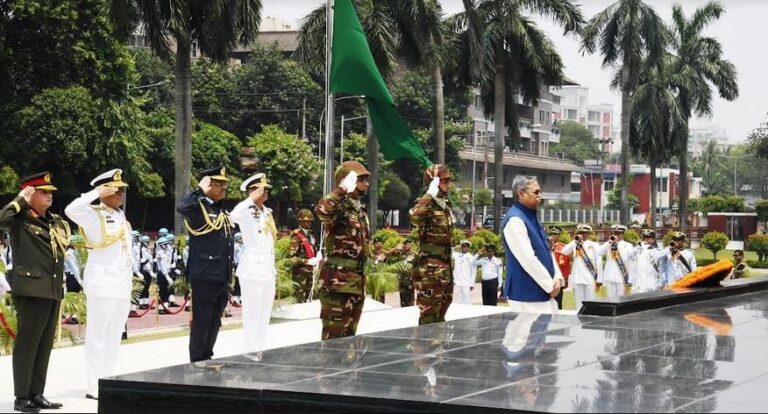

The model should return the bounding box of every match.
[697,258,718,267]
[624,229,640,245]
[469,228,502,253]
[746,260,768,269]
[372,228,404,250]
[747,234,768,262]
[702,231,730,260]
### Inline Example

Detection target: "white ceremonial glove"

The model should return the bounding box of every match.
[174,269,181,276]
[307,257,321,267]
[340,171,359,194]
[164,273,173,285]
[150,271,157,279]
[426,176,440,198]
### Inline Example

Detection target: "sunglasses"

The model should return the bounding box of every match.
[525,189,542,195]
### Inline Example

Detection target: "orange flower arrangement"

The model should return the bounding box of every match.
[668,259,734,289]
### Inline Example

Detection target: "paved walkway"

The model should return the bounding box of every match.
[0,283,526,413]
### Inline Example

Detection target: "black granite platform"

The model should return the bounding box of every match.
[580,275,768,316]
[100,289,768,413]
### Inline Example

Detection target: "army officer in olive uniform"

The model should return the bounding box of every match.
[0,172,70,413]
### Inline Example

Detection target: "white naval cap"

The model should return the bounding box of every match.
[90,168,128,188]
[239,173,273,192]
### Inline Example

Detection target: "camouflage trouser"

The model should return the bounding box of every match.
[398,272,415,307]
[319,288,365,340]
[292,265,315,303]
[412,256,453,326]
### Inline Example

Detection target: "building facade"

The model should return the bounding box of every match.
[554,86,615,153]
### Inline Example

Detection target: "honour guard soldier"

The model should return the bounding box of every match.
[230,173,278,356]
[387,237,417,307]
[562,224,602,311]
[659,231,697,287]
[288,209,320,303]
[153,236,176,313]
[65,168,133,400]
[176,166,234,362]
[1,172,69,412]
[137,235,155,309]
[597,224,634,300]
[370,236,389,264]
[315,161,371,340]
[410,164,455,325]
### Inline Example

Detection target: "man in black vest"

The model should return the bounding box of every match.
[176,166,234,362]
[0,172,69,413]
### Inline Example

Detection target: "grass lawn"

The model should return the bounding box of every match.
[694,248,758,263]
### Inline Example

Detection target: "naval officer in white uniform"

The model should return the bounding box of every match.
[230,173,277,358]
[65,168,133,399]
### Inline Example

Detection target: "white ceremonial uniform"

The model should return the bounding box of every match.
[502,218,564,314]
[597,239,634,300]
[0,248,11,294]
[131,239,141,276]
[476,256,504,284]
[452,251,477,305]
[562,240,602,312]
[632,242,665,293]
[659,247,697,287]
[230,199,276,354]
[65,189,133,398]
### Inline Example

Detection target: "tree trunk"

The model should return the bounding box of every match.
[367,114,379,231]
[650,157,657,230]
[431,65,445,165]
[678,142,689,231]
[619,65,631,226]
[493,60,505,233]
[174,39,194,235]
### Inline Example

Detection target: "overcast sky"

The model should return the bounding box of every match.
[263,0,767,144]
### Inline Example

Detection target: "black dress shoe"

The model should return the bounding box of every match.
[13,398,40,413]
[85,394,98,400]
[138,304,148,310]
[168,302,180,308]
[32,395,62,409]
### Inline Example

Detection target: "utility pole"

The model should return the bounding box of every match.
[302,97,307,140]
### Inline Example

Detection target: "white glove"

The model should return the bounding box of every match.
[174,269,181,276]
[164,273,173,285]
[150,271,157,279]
[426,176,440,198]
[307,257,321,267]
[340,171,358,193]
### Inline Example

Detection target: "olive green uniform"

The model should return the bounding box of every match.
[315,186,370,340]
[0,196,69,399]
[387,248,417,307]
[410,194,454,325]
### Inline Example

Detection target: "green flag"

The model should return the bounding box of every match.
[330,0,432,167]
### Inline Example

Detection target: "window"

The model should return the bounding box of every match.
[560,175,566,187]
[571,182,581,192]
[539,110,551,125]
[588,111,600,122]
[588,125,600,136]
[604,180,615,191]
[567,109,577,120]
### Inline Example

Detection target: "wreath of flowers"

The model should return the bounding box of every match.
[669,259,733,289]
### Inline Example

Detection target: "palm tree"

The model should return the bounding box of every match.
[107,0,263,233]
[456,0,584,232]
[631,56,686,229]
[296,0,447,231]
[667,1,738,230]
[581,0,666,226]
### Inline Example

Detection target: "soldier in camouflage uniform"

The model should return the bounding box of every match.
[410,164,455,325]
[288,209,319,302]
[369,236,388,264]
[315,161,371,340]
[387,237,417,307]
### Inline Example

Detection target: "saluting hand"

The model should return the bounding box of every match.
[19,186,35,202]
[340,171,358,194]
[97,185,119,198]
[249,186,265,202]
[198,176,212,194]
[426,176,440,198]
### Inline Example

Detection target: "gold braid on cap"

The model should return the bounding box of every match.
[184,201,234,237]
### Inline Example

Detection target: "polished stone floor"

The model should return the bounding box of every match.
[102,290,768,413]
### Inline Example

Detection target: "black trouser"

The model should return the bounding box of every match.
[189,280,229,362]
[158,272,175,303]
[555,285,564,310]
[139,270,152,301]
[64,272,81,293]
[481,279,499,306]
[13,297,59,398]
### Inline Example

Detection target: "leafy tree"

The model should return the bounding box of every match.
[756,200,768,228]
[474,188,493,207]
[390,70,469,130]
[192,59,236,130]
[456,0,584,232]
[469,228,502,254]
[666,2,739,230]
[607,178,639,210]
[248,125,321,217]
[223,45,324,141]
[550,121,600,165]
[696,195,745,214]
[379,172,412,214]
[108,0,263,233]
[747,234,768,262]
[581,0,667,225]
[701,231,729,260]
[0,166,19,196]
[748,118,768,161]
[129,48,174,109]
[0,0,134,111]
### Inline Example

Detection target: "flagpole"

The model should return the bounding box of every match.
[324,0,335,196]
